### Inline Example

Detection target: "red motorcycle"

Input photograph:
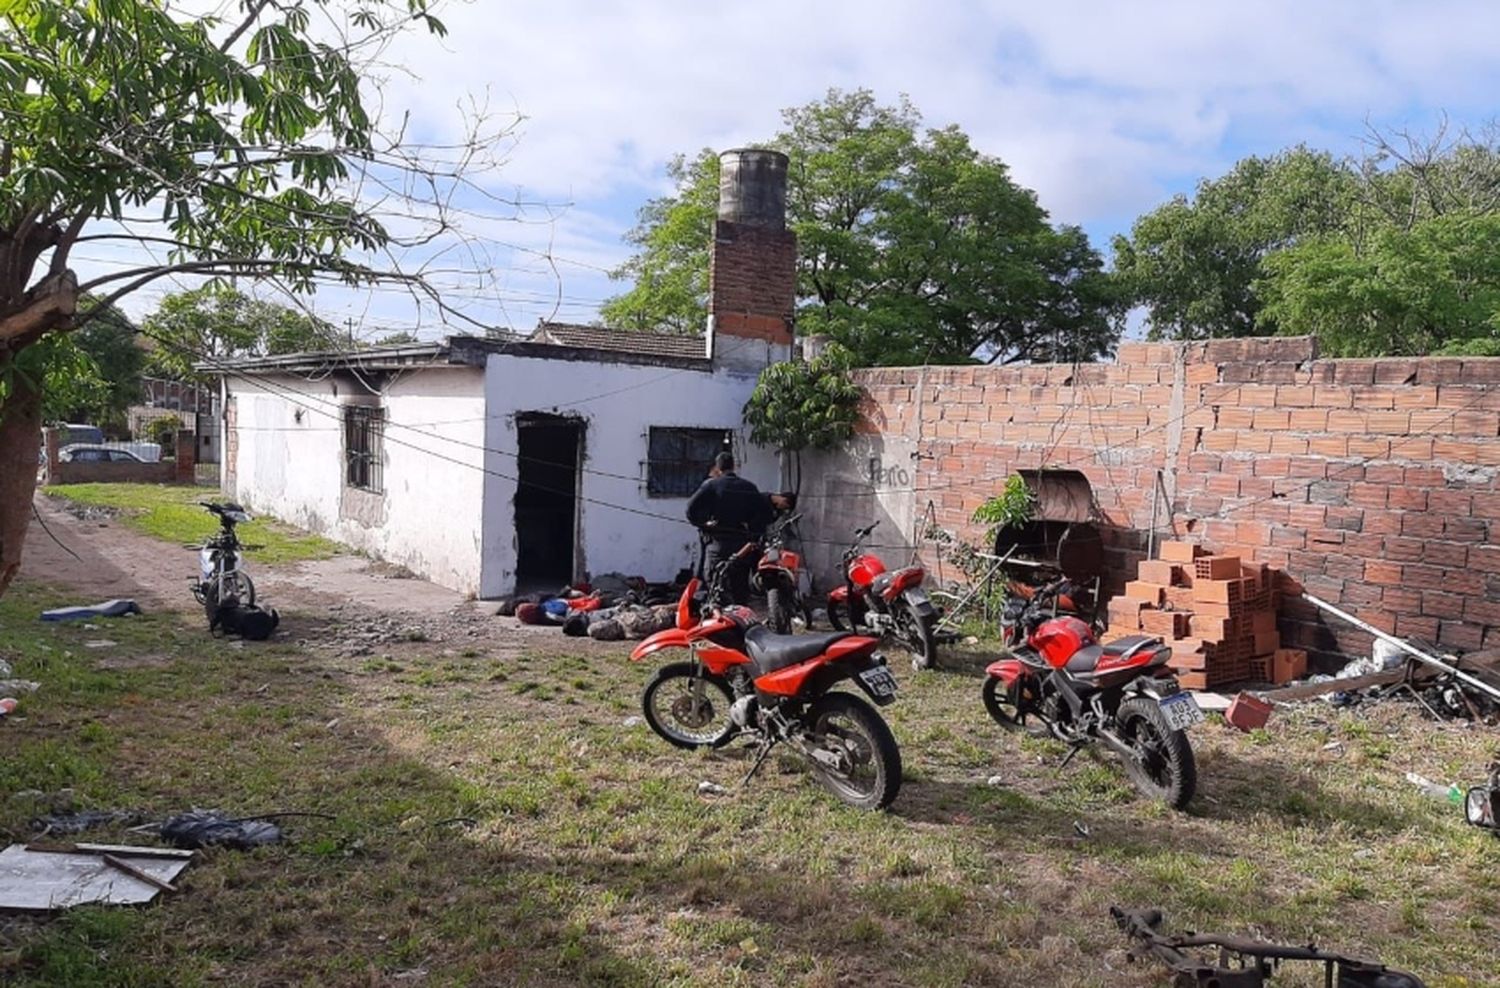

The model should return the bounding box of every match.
[827,522,942,671]
[752,511,808,634]
[630,554,903,810]
[983,579,1202,808]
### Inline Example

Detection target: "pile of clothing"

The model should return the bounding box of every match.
[496,573,685,641]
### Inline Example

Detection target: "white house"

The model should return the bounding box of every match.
[211,149,798,597]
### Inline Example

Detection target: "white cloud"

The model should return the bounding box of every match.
[84,1,1500,329]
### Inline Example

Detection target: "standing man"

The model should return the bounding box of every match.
[686,452,774,605]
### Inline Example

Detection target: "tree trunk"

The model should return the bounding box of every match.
[0,362,44,598]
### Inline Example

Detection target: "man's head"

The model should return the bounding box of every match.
[714,452,735,475]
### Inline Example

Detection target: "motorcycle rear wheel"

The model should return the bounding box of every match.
[1117,696,1197,809]
[641,662,737,750]
[896,599,938,670]
[803,692,902,810]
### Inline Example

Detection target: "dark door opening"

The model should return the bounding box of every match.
[515,413,583,590]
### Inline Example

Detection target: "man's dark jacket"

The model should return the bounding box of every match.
[685,472,774,545]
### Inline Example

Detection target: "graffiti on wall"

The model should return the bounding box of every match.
[869,456,911,489]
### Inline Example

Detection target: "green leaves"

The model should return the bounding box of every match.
[743,344,862,454]
[1116,132,1500,355]
[602,89,1122,366]
[141,284,341,380]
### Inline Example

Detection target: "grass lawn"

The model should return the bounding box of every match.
[1,580,1497,986]
[45,484,342,565]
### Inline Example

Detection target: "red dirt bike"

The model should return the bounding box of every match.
[630,551,903,810]
[751,511,808,634]
[826,522,943,672]
[982,579,1202,808]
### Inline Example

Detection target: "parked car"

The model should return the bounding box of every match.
[59,423,105,445]
[58,445,147,464]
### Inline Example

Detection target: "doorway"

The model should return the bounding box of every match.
[514,413,583,590]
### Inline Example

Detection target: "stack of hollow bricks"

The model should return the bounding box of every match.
[846,336,1500,668]
[1106,540,1308,689]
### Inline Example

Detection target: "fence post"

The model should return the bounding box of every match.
[43,428,62,486]
[174,429,196,484]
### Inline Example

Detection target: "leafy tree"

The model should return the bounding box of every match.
[47,295,144,433]
[604,89,1124,365]
[0,0,456,597]
[142,285,340,380]
[1111,147,1355,340]
[743,343,863,488]
[371,330,421,346]
[1256,214,1500,356]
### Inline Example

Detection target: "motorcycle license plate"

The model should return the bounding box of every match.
[1158,692,1205,731]
[858,666,899,699]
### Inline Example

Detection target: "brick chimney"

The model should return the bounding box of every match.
[708,149,796,374]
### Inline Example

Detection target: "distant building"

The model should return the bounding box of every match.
[205,150,797,596]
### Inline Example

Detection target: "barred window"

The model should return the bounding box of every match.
[345,406,384,493]
[647,427,731,498]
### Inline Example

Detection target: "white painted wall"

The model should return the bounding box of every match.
[479,352,779,597]
[227,367,487,594]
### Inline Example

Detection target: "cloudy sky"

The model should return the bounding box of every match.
[89,0,1500,338]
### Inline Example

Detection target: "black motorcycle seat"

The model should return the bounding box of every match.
[1066,635,1161,675]
[743,625,852,677]
[870,572,893,596]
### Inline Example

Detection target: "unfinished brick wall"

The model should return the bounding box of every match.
[850,337,1500,666]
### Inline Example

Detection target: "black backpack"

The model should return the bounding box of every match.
[210,597,281,641]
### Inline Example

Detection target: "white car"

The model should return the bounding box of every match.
[58,445,147,464]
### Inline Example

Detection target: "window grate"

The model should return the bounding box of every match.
[646,427,732,498]
[345,406,384,493]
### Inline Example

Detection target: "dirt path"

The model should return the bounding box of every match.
[22,496,470,619]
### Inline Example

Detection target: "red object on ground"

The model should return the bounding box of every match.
[1224,692,1273,733]
[567,597,603,612]
[515,602,544,625]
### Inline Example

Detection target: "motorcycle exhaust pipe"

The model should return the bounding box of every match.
[1096,727,1142,764]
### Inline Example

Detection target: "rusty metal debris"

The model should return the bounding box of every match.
[1110,907,1426,987]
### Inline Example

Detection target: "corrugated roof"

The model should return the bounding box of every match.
[532,322,707,360]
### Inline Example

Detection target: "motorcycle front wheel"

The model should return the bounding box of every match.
[1117,696,1197,809]
[803,692,902,810]
[826,599,850,631]
[981,676,1025,732]
[641,662,737,750]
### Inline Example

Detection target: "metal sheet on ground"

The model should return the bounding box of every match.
[0,843,193,912]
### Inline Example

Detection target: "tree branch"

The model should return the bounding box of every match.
[49,209,93,277]
[218,0,274,54]
[0,271,78,350]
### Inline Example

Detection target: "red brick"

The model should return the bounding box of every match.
[1401,513,1446,538]
[1348,484,1389,509]
[1286,408,1328,431]
[1252,456,1291,478]
[1460,360,1500,384]
[1269,434,1311,455]
[1269,526,1307,549]
[1423,541,1469,568]
[1363,463,1405,484]
[1362,609,1400,634]
[1363,560,1404,585]
[1439,621,1485,651]
[1395,613,1439,638]
[1325,508,1364,531]
[1381,535,1424,563]
[1387,486,1429,511]
[1422,591,1466,620]
[1307,436,1349,457]
[1465,597,1500,625]
[1366,410,1411,433]
[1288,504,1329,528]
[1391,385,1440,409]
[1252,409,1291,430]
[1313,386,1355,408]
[1427,489,1474,515]
[1323,554,1365,579]
[1217,406,1255,429]
[1327,410,1367,432]
[1237,432,1272,453]
[1445,516,1489,542]
[1382,588,1423,613]
[1362,511,1402,535]
[1333,360,1377,385]
[1403,563,1451,590]
[1238,476,1275,498]
[1372,359,1419,384]
[1347,437,1393,459]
